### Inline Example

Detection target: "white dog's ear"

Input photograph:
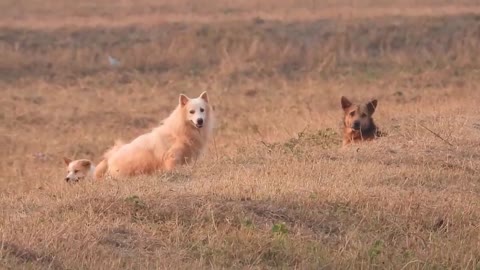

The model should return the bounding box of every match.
[179,94,189,107]
[199,91,209,103]
[63,157,72,165]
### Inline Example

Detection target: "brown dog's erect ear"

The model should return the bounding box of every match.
[367,99,378,115]
[179,94,189,107]
[341,96,352,110]
[199,91,209,103]
[80,160,91,168]
[63,157,72,166]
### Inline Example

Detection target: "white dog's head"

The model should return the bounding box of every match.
[179,91,211,129]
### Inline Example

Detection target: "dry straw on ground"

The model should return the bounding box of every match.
[0,0,480,269]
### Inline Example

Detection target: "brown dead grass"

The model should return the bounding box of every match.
[1,0,480,269]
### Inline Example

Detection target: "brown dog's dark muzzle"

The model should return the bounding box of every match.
[352,120,361,130]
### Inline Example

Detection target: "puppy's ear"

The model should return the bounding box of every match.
[367,99,378,115]
[341,96,352,110]
[63,157,72,166]
[199,91,209,103]
[179,94,189,107]
[80,160,91,168]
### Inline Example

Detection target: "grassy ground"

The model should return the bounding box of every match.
[1,1,480,269]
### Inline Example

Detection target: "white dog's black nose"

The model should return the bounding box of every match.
[197,118,204,125]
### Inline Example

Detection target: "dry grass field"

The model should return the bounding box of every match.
[1,0,480,269]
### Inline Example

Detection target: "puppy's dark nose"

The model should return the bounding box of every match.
[197,118,204,125]
[352,121,361,130]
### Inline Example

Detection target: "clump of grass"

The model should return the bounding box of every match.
[262,128,341,156]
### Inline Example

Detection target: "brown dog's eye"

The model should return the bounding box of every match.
[74,170,79,173]
[361,113,367,117]
[189,110,195,114]
[200,108,204,112]
[349,111,355,117]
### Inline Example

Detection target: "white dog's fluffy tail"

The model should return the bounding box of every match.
[94,140,125,179]
[104,140,125,159]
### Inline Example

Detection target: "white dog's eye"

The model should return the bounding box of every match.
[200,108,204,112]
[189,110,195,114]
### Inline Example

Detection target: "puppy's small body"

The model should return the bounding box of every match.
[341,96,380,146]
[95,91,214,179]
[63,157,95,182]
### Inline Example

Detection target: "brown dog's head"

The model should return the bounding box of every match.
[63,157,94,182]
[341,96,377,132]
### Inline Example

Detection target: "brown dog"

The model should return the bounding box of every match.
[341,96,380,146]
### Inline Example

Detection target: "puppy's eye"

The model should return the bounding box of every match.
[189,110,195,114]
[200,108,204,112]
[349,111,355,117]
[74,170,79,173]
[361,113,367,117]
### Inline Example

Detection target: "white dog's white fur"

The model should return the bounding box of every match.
[95,91,214,178]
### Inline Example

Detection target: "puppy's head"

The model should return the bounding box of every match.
[63,157,93,182]
[341,96,377,132]
[179,91,210,129]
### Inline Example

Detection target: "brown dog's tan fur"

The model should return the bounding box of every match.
[341,96,380,146]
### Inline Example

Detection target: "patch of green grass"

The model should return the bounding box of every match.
[124,195,145,208]
[271,222,288,235]
[368,240,383,262]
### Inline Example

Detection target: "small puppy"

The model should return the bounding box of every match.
[341,96,380,146]
[63,157,96,182]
